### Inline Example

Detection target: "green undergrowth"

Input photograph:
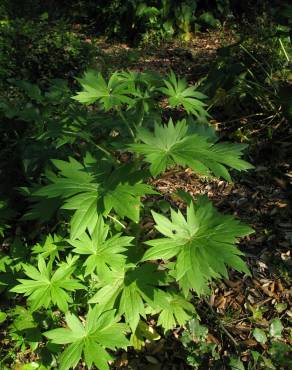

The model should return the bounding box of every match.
[0,2,291,368]
[0,68,257,369]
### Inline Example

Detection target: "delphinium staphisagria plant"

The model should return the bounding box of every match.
[10,69,254,369]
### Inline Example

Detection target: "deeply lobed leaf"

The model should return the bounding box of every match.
[10,257,84,312]
[89,262,168,332]
[44,305,129,370]
[29,157,156,239]
[143,196,253,296]
[72,70,133,110]
[129,119,254,179]
[160,71,209,119]
[68,217,133,276]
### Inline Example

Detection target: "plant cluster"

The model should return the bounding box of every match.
[0,17,97,83]
[203,17,291,124]
[0,68,256,369]
[1,0,228,43]
[180,309,291,369]
[1,1,290,46]
[83,0,290,43]
[0,0,257,45]
[1,1,291,367]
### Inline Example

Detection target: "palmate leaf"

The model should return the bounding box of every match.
[129,119,254,179]
[44,306,129,370]
[149,289,196,332]
[68,217,133,276]
[142,196,253,296]
[72,70,133,110]
[115,70,163,90]
[89,263,167,332]
[31,156,155,239]
[10,257,84,312]
[160,71,209,118]
[115,70,163,112]
[32,233,66,260]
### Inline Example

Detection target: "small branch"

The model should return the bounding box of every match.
[204,300,239,348]
[219,322,239,348]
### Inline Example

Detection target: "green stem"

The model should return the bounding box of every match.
[279,38,290,62]
[240,44,270,79]
[92,142,120,164]
[118,109,136,139]
[137,106,145,127]
[108,214,126,229]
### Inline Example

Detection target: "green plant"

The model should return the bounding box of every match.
[11,256,84,312]
[1,0,287,46]
[180,318,220,368]
[63,0,225,44]
[2,69,254,369]
[243,316,292,369]
[203,18,291,125]
[44,306,129,370]
[0,18,97,83]
[160,71,209,119]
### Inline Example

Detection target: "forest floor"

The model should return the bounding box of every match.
[85,32,292,369]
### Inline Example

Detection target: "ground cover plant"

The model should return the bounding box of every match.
[0,1,291,369]
[0,17,98,84]
[1,68,255,369]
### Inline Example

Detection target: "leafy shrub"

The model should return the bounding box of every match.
[180,318,220,368]
[0,70,254,369]
[0,0,228,44]
[2,0,291,46]
[203,18,291,121]
[2,1,289,46]
[0,18,97,83]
